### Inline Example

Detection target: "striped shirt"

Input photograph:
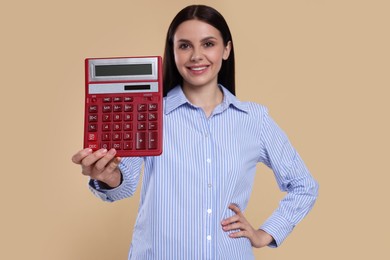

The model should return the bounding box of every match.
[90,85,319,260]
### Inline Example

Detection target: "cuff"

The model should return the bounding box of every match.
[260,211,295,248]
[88,173,123,202]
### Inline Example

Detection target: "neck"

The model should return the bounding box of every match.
[182,83,223,117]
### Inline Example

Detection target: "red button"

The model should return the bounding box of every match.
[123,142,132,150]
[148,103,158,111]
[88,124,97,132]
[136,132,146,150]
[89,115,98,122]
[89,105,98,113]
[148,122,158,130]
[88,133,97,141]
[87,143,98,150]
[113,143,122,150]
[138,104,147,112]
[148,132,158,149]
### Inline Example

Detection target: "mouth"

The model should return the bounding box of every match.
[187,65,209,73]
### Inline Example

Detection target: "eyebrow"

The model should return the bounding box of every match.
[176,36,218,43]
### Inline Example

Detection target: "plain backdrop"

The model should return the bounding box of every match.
[1,0,389,259]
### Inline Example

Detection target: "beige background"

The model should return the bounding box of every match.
[1,0,389,259]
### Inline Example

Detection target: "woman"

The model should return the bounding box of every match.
[72,5,318,259]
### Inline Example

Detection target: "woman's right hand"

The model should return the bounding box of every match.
[71,148,122,188]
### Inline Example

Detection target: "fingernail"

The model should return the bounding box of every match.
[108,148,116,155]
[99,148,108,154]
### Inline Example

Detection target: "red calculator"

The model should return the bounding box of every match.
[84,56,163,157]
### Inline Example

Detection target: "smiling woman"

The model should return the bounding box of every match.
[71,4,319,260]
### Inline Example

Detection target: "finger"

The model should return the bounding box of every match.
[94,149,117,171]
[222,221,245,232]
[221,215,240,226]
[99,157,121,178]
[71,148,93,164]
[81,148,108,167]
[228,204,242,215]
[229,230,249,238]
[103,156,122,173]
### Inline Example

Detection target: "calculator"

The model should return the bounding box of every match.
[84,56,163,157]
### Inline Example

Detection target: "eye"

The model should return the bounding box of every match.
[178,43,191,49]
[203,41,215,48]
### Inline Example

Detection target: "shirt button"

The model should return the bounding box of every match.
[207,235,212,241]
[208,184,212,188]
[206,158,211,163]
[207,209,212,214]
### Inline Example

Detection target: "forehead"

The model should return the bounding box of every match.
[173,20,222,41]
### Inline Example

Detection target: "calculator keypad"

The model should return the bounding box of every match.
[85,94,162,156]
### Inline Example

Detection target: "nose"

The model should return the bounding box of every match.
[190,47,203,62]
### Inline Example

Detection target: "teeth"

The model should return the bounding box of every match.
[191,67,207,71]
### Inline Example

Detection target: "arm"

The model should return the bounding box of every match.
[71,148,143,202]
[258,110,319,247]
[221,204,275,248]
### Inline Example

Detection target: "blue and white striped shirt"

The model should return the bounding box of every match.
[90,85,319,260]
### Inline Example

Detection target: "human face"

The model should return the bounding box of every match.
[173,19,231,91]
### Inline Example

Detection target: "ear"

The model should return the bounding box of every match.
[222,41,232,60]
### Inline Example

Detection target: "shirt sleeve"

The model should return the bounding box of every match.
[257,109,319,247]
[88,157,144,202]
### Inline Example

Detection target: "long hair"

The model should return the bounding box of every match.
[163,5,235,96]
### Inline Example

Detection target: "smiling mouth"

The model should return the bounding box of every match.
[188,66,209,71]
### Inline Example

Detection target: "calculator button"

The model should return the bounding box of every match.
[124,114,133,121]
[101,143,110,149]
[113,143,122,150]
[102,124,111,131]
[102,133,110,141]
[88,133,97,141]
[113,105,122,112]
[137,122,146,130]
[102,114,111,122]
[103,97,112,103]
[138,104,147,112]
[103,105,112,113]
[148,103,158,111]
[113,114,122,122]
[148,113,157,121]
[124,97,133,102]
[124,104,133,112]
[113,123,122,131]
[124,133,132,140]
[148,132,158,149]
[136,132,146,150]
[148,122,158,130]
[114,97,122,102]
[124,123,132,131]
[113,133,121,141]
[89,105,98,113]
[88,124,98,132]
[138,113,147,121]
[123,142,132,150]
[89,115,98,122]
[87,143,98,150]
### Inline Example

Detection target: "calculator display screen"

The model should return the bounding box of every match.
[95,64,153,77]
[124,84,151,91]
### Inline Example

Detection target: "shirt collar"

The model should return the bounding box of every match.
[164,85,249,115]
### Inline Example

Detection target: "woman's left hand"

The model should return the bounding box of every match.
[221,204,274,248]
